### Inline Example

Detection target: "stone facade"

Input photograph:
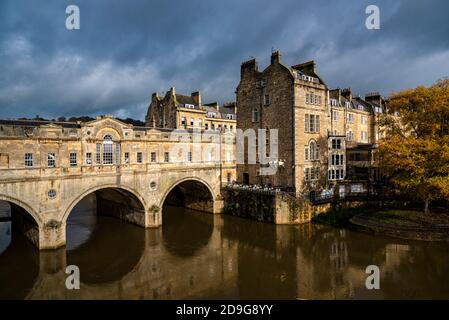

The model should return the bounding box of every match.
[236,51,388,195]
[145,87,237,132]
[0,116,236,249]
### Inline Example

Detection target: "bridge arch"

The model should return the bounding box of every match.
[62,184,148,226]
[0,195,41,226]
[160,177,217,213]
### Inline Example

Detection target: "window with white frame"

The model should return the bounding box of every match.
[47,153,56,168]
[69,153,77,167]
[361,115,367,125]
[115,143,120,164]
[264,94,270,106]
[103,135,113,165]
[347,113,354,123]
[361,131,368,142]
[332,111,339,121]
[305,114,320,133]
[347,130,354,141]
[96,143,101,164]
[332,138,342,149]
[252,109,259,122]
[86,152,92,165]
[24,153,33,167]
[331,154,344,166]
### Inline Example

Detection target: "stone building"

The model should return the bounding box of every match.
[236,50,387,195]
[145,88,237,132]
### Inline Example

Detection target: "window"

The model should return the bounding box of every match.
[252,109,259,122]
[306,93,321,105]
[181,117,186,127]
[361,131,368,142]
[86,152,92,165]
[187,151,192,162]
[69,153,77,167]
[124,152,130,164]
[347,130,354,141]
[190,118,194,126]
[198,119,203,128]
[227,172,232,184]
[211,124,215,130]
[332,138,342,149]
[347,113,354,123]
[96,143,101,164]
[306,141,319,161]
[115,143,120,164]
[205,123,209,130]
[305,167,319,181]
[151,152,157,163]
[309,114,315,132]
[305,114,319,133]
[332,111,339,121]
[164,152,170,162]
[47,153,56,168]
[361,116,367,125]
[25,153,33,167]
[137,152,143,163]
[305,146,309,161]
[264,94,270,106]
[331,154,344,166]
[103,135,113,165]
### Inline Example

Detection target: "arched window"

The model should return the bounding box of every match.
[103,135,114,164]
[306,141,319,161]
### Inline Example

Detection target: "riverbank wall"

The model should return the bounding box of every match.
[221,188,332,224]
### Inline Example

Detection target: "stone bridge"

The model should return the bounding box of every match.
[0,116,236,249]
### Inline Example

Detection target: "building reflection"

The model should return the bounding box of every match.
[2,204,449,299]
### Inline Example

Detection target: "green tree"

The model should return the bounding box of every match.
[379,78,449,213]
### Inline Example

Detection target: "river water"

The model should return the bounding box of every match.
[1,197,449,300]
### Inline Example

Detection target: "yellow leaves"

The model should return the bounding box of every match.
[380,78,449,203]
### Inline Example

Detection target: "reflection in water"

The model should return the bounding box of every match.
[2,202,449,299]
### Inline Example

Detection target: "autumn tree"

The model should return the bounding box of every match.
[379,78,449,213]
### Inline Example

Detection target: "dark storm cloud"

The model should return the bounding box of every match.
[0,0,448,120]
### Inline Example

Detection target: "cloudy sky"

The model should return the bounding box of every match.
[1,0,448,120]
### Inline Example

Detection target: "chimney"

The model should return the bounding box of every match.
[192,91,201,106]
[240,58,258,79]
[170,87,176,97]
[329,89,342,103]
[271,50,281,64]
[365,92,382,105]
[341,88,352,101]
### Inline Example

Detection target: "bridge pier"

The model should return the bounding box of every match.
[39,221,66,250]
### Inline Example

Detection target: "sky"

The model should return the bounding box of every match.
[1,0,448,120]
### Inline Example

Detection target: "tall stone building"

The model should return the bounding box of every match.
[236,50,387,195]
[145,88,237,131]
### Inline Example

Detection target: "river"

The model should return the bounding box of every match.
[1,196,449,299]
